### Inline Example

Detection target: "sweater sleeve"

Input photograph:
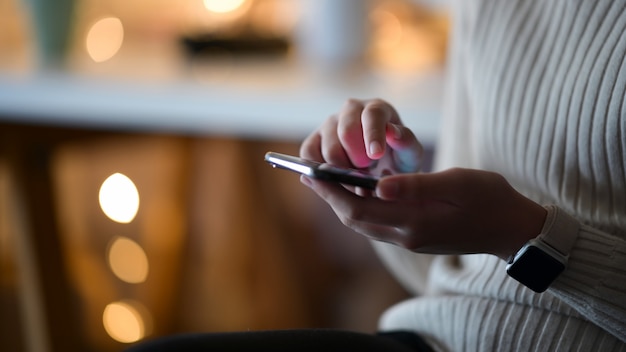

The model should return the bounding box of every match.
[550,219,626,343]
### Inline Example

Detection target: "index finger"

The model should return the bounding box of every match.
[337,99,370,168]
[361,99,402,160]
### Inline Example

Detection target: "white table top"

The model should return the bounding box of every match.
[0,66,443,144]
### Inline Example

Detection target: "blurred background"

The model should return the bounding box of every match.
[0,0,448,351]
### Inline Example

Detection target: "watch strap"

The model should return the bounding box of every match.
[536,205,580,257]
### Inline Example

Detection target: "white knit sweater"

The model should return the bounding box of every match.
[374,1,626,350]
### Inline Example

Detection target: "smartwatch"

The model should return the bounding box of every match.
[506,205,579,293]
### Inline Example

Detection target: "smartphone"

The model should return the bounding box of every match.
[265,151,379,190]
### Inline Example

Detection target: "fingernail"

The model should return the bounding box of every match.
[376,179,398,199]
[369,140,383,157]
[391,124,402,140]
[300,175,313,188]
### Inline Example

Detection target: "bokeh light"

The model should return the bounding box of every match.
[203,0,247,14]
[86,17,124,63]
[99,173,139,224]
[371,9,403,50]
[103,300,149,343]
[107,236,149,284]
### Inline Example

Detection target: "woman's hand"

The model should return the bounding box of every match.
[300,98,547,259]
[302,168,547,260]
[300,98,423,175]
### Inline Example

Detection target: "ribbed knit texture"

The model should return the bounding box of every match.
[374,1,626,351]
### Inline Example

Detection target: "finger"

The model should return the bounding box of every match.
[300,115,352,167]
[305,176,383,219]
[376,169,464,202]
[337,99,371,168]
[303,176,432,248]
[305,176,412,229]
[300,130,323,161]
[309,178,426,247]
[361,99,400,160]
[354,186,378,198]
[319,115,352,167]
[385,123,424,173]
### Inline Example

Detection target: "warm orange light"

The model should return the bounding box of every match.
[103,300,148,343]
[99,173,139,224]
[371,9,404,50]
[107,236,149,284]
[86,17,124,63]
[203,0,247,14]
[369,3,448,73]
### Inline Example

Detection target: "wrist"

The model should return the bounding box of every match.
[506,205,580,292]
[498,200,548,261]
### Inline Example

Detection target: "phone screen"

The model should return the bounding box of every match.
[264,151,379,190]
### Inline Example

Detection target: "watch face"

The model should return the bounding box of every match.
[506,245,566,293]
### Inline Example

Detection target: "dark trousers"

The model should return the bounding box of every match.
[125,329,435,352]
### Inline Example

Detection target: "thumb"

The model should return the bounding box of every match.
[376,170,461,201]
[385,123,423,173]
